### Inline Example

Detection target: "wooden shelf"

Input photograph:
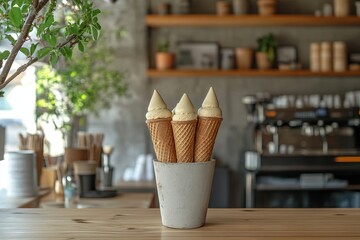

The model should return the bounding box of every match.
[148,69,360,78]
[256,184,360,191]
[146,14,360,27]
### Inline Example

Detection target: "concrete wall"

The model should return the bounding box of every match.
[88,0,360,207]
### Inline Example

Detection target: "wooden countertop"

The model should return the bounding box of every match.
[41,192,155,208]
[0,188,51,208]
[1,209,360,239]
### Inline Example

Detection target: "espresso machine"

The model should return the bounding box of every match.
[243,91,360,208]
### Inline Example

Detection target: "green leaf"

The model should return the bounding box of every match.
[45,33,57,47]
[60,46,72,59]
[20,47,29,56]
[37,47,52,59]
[77,41,84,52]
[92,9,101,17]
[44,15,54,28]
[30,43,38,55]
[0,50,10,60]
[11,0,23,7]
[91,26,100,40]
[9,6,22,28]
[37,24,45,37]
[0,91,4,97]
[50,52,58,67]
[5,34,16,45]
[21,4,29,14]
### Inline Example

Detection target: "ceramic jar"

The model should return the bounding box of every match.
[310,43,321,72]
[333,41,347,72]
[217,0,231,15]
[233,0,249,15]
[334,0,349,17]
[320,42,332,72]
[356,1,360,17]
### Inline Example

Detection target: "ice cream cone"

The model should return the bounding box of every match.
[194,117,222,162]
[146,118,177,163]
[172,119,197,163]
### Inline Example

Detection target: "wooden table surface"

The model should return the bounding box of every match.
[0,188,51,208]
[41,192,155,208]
[1,208,360,239]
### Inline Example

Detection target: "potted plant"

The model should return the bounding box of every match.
[256,33,277,70]
[0,0,101,97]
[257,0,277,16]
[156,41,175,71]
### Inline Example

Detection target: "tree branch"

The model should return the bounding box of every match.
[0,57,38,89]
[0,8,38,85]
[36,0,50,12]
[32,0,39,8]
[0,0,50,89]
[0,34,79,90]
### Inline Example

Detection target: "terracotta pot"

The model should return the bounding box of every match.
[156,52,175,70]
[257,0,276,16]
[256,52,272,70]
[235,48,253,69]
[216,1,231,15]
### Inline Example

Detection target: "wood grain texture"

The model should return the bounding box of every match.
[41,193,155,209]
[148,69,360,78]
[1,209,360,239]
[0,188,51,208]
[146,15,360,27]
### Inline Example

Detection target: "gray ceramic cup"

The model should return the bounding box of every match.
[153,159,215,229]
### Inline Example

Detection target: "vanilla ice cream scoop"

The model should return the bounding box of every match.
[146,90,172,120]
[198,87,222,118]
[173,94,197,121]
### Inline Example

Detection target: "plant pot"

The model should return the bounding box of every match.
[256,52,272,70]
[257,0,276,16]
[217,1,231,15]
[156,52,175,71]
[235,48,253,69]
[153,159,215,229]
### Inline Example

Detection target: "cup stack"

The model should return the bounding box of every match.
[334,0,349,17]
[310,43,321,72]
[333,41,347,72]
[6,151,38,197]
[320,42,332,72]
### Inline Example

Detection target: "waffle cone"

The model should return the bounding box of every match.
[194,117,222,162]
[146,118,177,163]
[172,120,197,163]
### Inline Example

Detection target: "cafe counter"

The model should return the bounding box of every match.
[1,208,359,239]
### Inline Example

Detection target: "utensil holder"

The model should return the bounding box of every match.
[153,159,215,229]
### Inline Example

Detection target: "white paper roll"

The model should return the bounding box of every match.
[5,151,38,197]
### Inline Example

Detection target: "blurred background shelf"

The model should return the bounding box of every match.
[256,184,360,191]
[148,69,360,78]
[146,15,360,27]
